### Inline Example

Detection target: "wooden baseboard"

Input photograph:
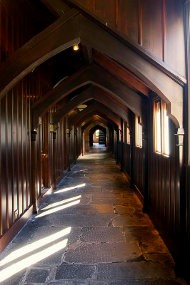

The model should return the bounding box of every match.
[0,206,33,253]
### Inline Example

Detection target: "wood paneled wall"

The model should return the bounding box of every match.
[133,148,144,196]
[0,79,31,236]
[75,0,185,78]
[0,0,55,63]
[114,100,181,259]
[148,119,180,245]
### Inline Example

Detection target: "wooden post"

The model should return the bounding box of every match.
[67,129,71,171]
[51,131,57,190]
[129,111,135,189]
[31,129,38,214]
[142,96,151,212]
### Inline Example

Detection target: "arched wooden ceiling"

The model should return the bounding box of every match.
[0,0,184,128]
[89,125,107,135]
[53,85,128,124]
[82,119,116,133]
[32,63,141,124]
[69,102,121,128]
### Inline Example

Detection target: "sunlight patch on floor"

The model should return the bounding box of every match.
[0,227,71,282]
[36,199,81,218]
[55,183,86,194]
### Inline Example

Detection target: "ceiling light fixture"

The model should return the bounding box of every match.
[77,104,87,111]
[73,44,79,51]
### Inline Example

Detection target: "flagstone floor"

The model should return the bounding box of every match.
[0,147,187,285]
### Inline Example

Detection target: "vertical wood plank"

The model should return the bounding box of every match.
[0,99,2,235]
[95,0,116,27]
[1,97,7,233]
[162,0,166,61]
[165,0,185,77]
[117,0,139,43]
[138,0,142,45]
[141,0,163,59]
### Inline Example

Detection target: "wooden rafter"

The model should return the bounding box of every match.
[53,85,129,124]
[32,64,141,127]
[69,102,121,128]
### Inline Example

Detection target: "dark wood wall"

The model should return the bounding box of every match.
[0,1,79,244]
[114,98,181,259]
[75,0,185,78]
[0,78,31,237]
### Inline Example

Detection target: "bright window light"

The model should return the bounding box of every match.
[0,227,71,282]
[55,183,86,194]
[41,195,81,211]
[0,227,71,267]
[0,239,68,282]
[154,101,162,153]
[126,126,130,145]
[162,102,170,156]
[135,116,142,148]
[36,199,81,218]
[153,100,170,156]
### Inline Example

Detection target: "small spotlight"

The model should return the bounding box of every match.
[73,44,79,51]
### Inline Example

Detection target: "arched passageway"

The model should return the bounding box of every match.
[0,0,189,284]
[89,125,107,147]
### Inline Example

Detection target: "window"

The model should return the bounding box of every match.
[135,116,142,148]
[126,126,130,145]
[153,100,170,156]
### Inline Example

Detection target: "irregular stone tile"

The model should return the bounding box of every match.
[112,214,152,228]
[63,241,141,263]
[91,197,118,204]
[48,280,90,285]
[32,249,67,267]
[42,214,114,227]
[55,264,96,280]
[80,227,125,242]
[109,280,185,285]
[91,204,114,214]
[96,262,175,280]
[25,268,50,283]
[123,227,170,254]
[89,281,108,285]
[114,205,136,215]
[143,253,174,266]
[49,280,90,285]
[0,270,26,285]
[92,193,122,198]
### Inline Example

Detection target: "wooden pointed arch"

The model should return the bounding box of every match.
[82,118,117,132]
[69,102,121,128]
[32,63,140,127]
[53,85,128,124]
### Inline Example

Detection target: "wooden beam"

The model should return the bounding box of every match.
[53,87,92,123]
[41,0,73,16]
[0,9,80,99]
[94,51,149,96]
[81,117,116,131]
[53,85,129,124]
[78,14,184,127]
[32,64,141,127]
[69,102,121,127]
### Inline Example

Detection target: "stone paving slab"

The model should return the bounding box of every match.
[40,214,115,227]
[96,262,175,280]
[63,241,141,263]
[80,227,125,243]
